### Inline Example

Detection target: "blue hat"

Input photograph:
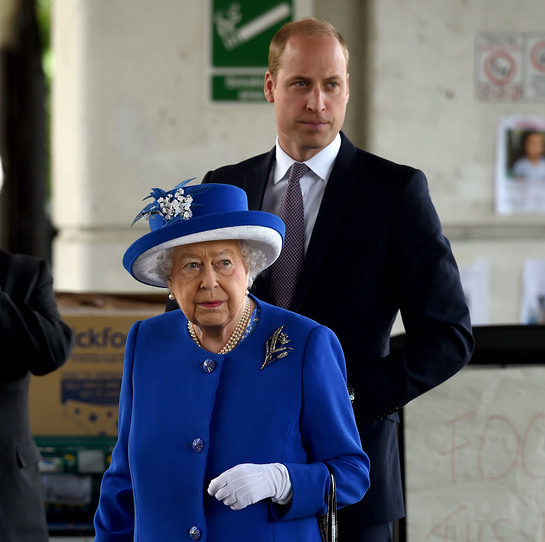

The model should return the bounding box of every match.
[123,181,285,288]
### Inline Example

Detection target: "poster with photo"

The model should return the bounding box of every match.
[495,116,545,214]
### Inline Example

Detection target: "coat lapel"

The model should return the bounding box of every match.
[245,148,276,303]
[291,134,361,311]
[245,148,275,210]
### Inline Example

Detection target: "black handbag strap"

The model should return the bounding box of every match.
[319,467,338,542]
[327,469,337,541]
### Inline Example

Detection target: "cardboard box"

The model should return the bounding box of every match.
[29,294,164,437]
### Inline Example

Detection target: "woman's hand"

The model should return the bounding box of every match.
[208,463,292,510]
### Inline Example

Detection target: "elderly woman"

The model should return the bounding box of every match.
[93,182,369,541]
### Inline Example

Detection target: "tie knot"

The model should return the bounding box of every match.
[289,162,310,183]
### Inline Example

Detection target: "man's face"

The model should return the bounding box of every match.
[264,34,349,162]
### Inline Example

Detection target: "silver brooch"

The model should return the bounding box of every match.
[261,326,293,370]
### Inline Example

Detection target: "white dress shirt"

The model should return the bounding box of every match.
[262,134,341,252]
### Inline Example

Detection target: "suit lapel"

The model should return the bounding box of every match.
[291,134,361,311]
[245,148,275,210]
[246,149,276,302]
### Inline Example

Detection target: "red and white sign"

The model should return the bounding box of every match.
[476,33,545,102]
[526,37,545,100]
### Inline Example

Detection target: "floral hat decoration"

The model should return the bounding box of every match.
[123,180,285,288]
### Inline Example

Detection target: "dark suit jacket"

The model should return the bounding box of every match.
[198,133,475,528]
[0,249,74,542]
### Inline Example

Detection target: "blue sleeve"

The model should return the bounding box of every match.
[273,325,370,521]
[93,321,140,541]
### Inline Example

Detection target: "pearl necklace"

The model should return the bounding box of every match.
[188,296,252,354]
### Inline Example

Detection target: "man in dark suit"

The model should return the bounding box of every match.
[0,163,74,542]
[171,17,474,541]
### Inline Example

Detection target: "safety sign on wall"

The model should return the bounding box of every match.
[476,33,545,102]
[211,1,293,102]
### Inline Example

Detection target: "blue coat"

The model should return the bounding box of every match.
[94,297,370,541]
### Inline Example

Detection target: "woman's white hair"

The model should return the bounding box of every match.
[155,240,266,289]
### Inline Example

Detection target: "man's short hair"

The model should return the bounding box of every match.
[268,17,349,79]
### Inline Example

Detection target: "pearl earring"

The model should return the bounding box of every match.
[168,292,175,301]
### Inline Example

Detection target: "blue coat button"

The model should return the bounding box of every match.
[188,525,202,540]
[201,359,216,373]
[191,438,205,453]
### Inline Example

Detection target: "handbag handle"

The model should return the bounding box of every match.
[318,467,338,542]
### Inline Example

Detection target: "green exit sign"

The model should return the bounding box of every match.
[211,1,293,102]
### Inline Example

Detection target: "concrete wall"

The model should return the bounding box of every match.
[52,0,283,292]
[362,1,545,327]
[52,0,545,325]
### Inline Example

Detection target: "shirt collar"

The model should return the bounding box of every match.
[273,133,341,184]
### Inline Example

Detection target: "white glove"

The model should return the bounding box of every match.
[207,463,292,511]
